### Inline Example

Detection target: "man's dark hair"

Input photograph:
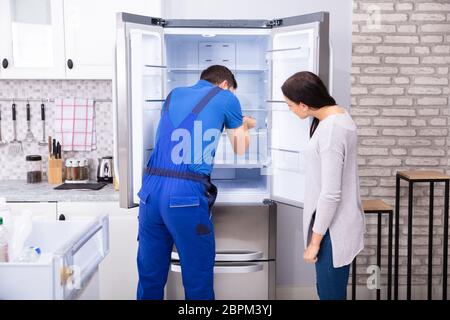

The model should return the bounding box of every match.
[200,65,236,88]
[230,74,238,89]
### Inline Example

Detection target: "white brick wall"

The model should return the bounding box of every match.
[351,0,450,298]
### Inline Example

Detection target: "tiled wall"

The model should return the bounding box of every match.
[0,80,114,181]
[351,0,450,298]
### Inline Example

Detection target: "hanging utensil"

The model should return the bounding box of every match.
[0,109,7,147]
[8,103,22,155]
[24,101,36,143]
[38,102,47,146]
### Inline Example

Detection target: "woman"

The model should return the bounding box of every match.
[281,71,365,300]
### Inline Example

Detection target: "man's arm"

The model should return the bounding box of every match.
[226,116,256,155]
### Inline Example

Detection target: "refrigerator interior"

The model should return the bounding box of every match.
[130,23,319,205]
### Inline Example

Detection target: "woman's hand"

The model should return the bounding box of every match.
[303,243,320,263]
[303,232,324,263]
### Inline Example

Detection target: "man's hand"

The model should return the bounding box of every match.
[243,116,256,130]
[303,243,320,264]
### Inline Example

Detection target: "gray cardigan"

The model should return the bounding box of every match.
[303,112,365,267]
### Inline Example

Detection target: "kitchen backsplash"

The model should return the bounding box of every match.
[0,80,113,181]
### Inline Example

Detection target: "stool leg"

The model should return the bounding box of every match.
[407,181,414,300]
[443,180,449,300]
[352,259,357,300]
[395,174,400,300]
[377,212,382,300]
[388,211,393,300]
[428,182,434,300]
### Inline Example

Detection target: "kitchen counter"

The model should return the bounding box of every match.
[0,180,119,202]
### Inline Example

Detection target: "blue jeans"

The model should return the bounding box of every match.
[315,231,350,300]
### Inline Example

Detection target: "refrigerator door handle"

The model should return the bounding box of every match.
[171,262,264,274]
[171,250,264,261]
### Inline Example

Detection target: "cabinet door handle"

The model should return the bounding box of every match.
[67,59,74,69]
[2,58,8,69]
[59,214,66,221]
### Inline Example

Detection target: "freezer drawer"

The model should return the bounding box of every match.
[166,261,275,300]
[0,214,109,300]
[170,204,276,261]
[212,204,276,260]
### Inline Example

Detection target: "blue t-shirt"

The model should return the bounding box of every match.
[156,80,243,175]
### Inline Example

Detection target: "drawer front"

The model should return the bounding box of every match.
[212,205,275,260]
[199,42,236,69]
[166,261,274,300]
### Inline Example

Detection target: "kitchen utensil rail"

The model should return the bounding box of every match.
[0,98,112,103]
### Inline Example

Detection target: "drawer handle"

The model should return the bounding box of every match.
[2,58,8,69]
[60,266,73,285]
[171,262,263,274]
[67,59,74,69]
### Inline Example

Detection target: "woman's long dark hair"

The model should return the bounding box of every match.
[281,71,336,137]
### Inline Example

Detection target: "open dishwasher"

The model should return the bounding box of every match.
[0,214,109,300]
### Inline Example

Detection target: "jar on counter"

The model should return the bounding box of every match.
[26,155,42,183]
[79,158,89,181]
[71,159,80,181]
[65,159,73,181]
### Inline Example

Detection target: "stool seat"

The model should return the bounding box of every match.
[362,199,392,213]
[398,170,450,181]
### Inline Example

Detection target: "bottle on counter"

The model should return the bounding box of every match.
[16,246,41,263]
[0,217,9,262]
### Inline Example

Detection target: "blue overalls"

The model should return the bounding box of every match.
[136,86,221,300]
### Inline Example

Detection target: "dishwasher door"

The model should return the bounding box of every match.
[166,261,275,300]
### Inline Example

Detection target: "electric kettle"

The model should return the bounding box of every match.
[97,156,114,183]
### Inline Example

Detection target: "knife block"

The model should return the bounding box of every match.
[48,157,63,185]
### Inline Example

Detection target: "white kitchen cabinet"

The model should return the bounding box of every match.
[0,0,66,79]
[0,0,161,79]
[7,201,57,220]
[57,202,139,300]
[63,0,161,79]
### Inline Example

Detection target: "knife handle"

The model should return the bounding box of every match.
[12,103,16,121]
[26,103,31,121]
[41,103,45,121]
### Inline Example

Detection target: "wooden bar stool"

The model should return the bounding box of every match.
[395,170,450,300]
[352,199,393,300]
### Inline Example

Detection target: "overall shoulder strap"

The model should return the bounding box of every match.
[162,91,173,113]
[191,86,222,115]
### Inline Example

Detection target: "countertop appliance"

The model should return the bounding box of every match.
[114,12,330,299]
[0,214,109,299]
[97,156,114,183]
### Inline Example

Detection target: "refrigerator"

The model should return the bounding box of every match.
[114,11,330,299]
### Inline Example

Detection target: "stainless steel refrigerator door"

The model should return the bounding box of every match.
[166,261,275,300]
[267,12,329,208]
[115,13,166,208]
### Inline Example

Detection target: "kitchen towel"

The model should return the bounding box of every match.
[54,98,97,151]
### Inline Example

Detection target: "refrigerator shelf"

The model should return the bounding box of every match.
[167,67,268,73]
[214,162,270,169]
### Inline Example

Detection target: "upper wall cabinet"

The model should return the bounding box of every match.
[0,0,161,79]
[0,0,66,79]
[63,0,161,79]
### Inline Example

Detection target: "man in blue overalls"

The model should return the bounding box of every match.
[137,65,256,300]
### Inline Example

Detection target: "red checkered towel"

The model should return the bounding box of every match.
[54,98,97,151]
